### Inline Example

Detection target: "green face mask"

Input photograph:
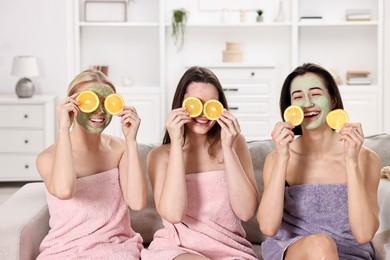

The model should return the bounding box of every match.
[290,74,332,130]
[76,85,114,134]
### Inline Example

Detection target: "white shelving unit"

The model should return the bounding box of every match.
[69,0,384,141]
[71,0,165,143]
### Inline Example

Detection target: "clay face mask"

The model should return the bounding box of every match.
[290,73,332,130]
[76,85,114,134]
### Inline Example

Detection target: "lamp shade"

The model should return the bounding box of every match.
[11,56,39,77]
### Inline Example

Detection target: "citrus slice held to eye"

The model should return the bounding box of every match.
[283,105,304,126]
[104,93,124,115]
[76,90,99,113]
[326,109,349,130]
[203,99,224,121]
[182,97,203,118]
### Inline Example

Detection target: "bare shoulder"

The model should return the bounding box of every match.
[36,144,55,164]
[359,145,381,180]
[233,133,249,150]
[360,145,381,164]
[147,144,170,163]
[36,144,56,177]
[147,144,170,183]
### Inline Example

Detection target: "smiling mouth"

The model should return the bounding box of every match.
[89,118,105,123]
[194,117,209,124]
[304,111,320,119]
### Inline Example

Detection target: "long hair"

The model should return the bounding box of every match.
[279,63,344,135]
[67,69,116,96]
[163,66,228,157]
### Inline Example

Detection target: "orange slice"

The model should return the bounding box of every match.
[326,109,349,130]
[283,105,304,126]
[76,90,99,113]
[203,99,224,121]
[104,93,124,115]
[182,97,203,118]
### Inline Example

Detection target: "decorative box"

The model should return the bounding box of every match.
[85,0,127,22]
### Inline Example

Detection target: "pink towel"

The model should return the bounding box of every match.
[37,168,143,260]
[142,170,257,260]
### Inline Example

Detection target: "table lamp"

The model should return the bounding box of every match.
[11,56,39,98]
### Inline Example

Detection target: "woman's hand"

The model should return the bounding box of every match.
[271,122,295,158]
[165,107,191,145]
[118,106,141,142]
[57,93,79,130]
[217,109,240,148]
[339,123,364,161]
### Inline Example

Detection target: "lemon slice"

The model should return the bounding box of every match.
[203,99,224,120]
[326,109,349,130]
[283,105,304,126]
[104,93,124,115]
[76,90,99,113]
[182,97,203,117]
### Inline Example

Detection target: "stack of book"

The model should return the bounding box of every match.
[346,71,371,85]
[345,9,371,21]
[300,16,323,22]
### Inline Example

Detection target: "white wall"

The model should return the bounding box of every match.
[0,0,70,99]
[0,0,389,133]
[384,0,390,132]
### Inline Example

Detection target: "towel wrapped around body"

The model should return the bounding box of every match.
[37,168,143,260]
[262,184,375,260]
[141,170,257,260]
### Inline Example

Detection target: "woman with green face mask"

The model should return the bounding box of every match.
[35,69,147,259]
[258,63,380,259]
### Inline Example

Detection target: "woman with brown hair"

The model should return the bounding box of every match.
[258,63,380,260]
[142,66,258,260]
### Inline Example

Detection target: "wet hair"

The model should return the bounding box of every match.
[67,69,116,96]
[163,66,228,157]
[279,63,344,135]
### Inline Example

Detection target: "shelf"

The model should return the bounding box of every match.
[185,61,276,68]
[298,21,378,27]
[79,22,159,27]
[168,22,292,28]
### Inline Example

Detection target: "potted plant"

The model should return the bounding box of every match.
[256,9,264,22]
[172,8,188,51]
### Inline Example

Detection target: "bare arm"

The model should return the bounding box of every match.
[36,95,79,199]
[340,123,380,243]
[118,106,148,211]
[223,134,258,221]
[217,110,258,221]
[257,122,294,236]
[148,108,191,223]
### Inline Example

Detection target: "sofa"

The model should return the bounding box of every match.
[1,133,390,260]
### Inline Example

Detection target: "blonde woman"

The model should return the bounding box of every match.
[36,69,147,259]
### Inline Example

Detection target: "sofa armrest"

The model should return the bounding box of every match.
[373,179,390,260]
[0,182,49,260]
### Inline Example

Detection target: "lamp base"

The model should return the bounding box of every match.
[15,77,35,98]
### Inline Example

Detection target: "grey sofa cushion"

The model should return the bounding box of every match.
[130,133,390,246]
[1,134,390,260]
[363,133,390,167]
